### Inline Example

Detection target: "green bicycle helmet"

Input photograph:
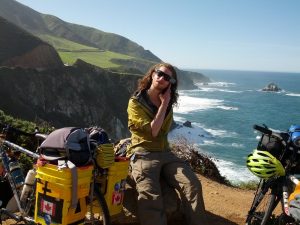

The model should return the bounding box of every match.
[246,149,285,179]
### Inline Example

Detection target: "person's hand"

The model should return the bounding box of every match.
[159,85,171,106]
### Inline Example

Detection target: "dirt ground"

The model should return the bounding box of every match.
[121,174,259,225]
[0,174,260,225]
[198,174,254,225]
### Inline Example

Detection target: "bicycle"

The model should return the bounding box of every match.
[245,124,300,225]
[0,125,111,225]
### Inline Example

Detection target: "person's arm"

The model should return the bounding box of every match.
[150,86,171,137]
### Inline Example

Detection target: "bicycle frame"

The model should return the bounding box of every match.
[246,124,300,225]
[0,125,120,225]
[0,140,39,222]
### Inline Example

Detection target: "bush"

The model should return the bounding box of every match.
[170,136,230,185]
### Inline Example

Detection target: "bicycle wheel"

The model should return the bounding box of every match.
[245,181,280,225]
[85,184,110,225]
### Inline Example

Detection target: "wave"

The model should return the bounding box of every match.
[199,140,245,149]
[217,105,239,110]
[257,89,286,94]
[199,126,238,138]
[174,95,238,113]
[208,81,236,87]
[195,81,242,93]
[168,124,212,144]
[170,115,254,184]
[198,87,242,93]
[286,93,300,97]
[213,158,258,184]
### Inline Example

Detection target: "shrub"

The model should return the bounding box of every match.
[170,136,229,185]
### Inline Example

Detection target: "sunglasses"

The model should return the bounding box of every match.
[155,69,176,84]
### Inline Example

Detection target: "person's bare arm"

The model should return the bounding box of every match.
[150,86,171,137]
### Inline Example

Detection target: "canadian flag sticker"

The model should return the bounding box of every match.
[40,199,56,216]
[112,191,123,205]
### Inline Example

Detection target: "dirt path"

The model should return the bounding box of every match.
[199,174,254,225]
[1,174,257,225]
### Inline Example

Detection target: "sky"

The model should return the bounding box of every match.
[16,0,300,73]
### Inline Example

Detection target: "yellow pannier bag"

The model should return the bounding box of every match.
[34,164,93,225]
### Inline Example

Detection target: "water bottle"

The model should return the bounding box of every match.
[20,169,36,206]
[9,160,25,188]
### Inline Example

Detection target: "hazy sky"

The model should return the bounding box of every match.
[16,0,300,73]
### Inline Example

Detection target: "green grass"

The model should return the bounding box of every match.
[38,34,98,51]
[39,34,135,68]
[58,50,133,68]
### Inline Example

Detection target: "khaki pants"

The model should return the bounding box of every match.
[130,151,206,225]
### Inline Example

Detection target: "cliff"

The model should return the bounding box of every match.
[0,61,139,140]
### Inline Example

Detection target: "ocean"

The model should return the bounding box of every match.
[168,69,300,184]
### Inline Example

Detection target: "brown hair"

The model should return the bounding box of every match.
[136,62,179,107]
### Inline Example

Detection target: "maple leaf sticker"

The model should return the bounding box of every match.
[41,199,56,216]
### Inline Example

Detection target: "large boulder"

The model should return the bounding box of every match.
[262,82,281,92]
[121,176,185,224]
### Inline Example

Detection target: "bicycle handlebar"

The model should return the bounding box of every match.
[254,124,288,147]
[3,140,40,159]
[0,123,47,141]
[253,124,272,135]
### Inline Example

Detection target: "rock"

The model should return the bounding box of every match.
[183,120,192,128]
[262,82,282,92]
[120,175,184,224]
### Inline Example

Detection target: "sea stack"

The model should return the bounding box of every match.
[262,82,282,92]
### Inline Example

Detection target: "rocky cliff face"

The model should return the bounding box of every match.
[0,61,138,140]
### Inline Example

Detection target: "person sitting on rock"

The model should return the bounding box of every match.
[127,62,207,225]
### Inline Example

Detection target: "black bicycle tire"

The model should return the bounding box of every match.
[245,182,279,225]
[86,184,111,225]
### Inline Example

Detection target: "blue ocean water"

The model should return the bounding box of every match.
[168,69,300,184]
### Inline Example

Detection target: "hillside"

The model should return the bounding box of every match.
[0,17,194,139]
[0,16,63,69]
[0,0,210,139]
[0,0,159,63]
[0,0,210,86]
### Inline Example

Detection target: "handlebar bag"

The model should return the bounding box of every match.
[258,133,288,159]
[39,127,91,167]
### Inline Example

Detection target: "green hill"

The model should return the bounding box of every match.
[0,16,63,69]
[0,0,160,65]
[0,0,210,85]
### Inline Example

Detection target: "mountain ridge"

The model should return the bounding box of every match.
[0,0,210,85]
[0,16,63,69]
[0,0,160,63]
[0,0,210,138]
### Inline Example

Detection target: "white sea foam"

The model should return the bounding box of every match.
[200,126,238,138]
[195,81,241,93]
[169,121,251,183]
[174,95,237,113]
[213,159,258,184]
[168,123,212,144]
[286,93,300,97]
[173,115,187,123]
[175,96,223,113]
[198,87,242,93]
[200,141,245,149]
[216,105,239,110]
[208,81,236,87]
